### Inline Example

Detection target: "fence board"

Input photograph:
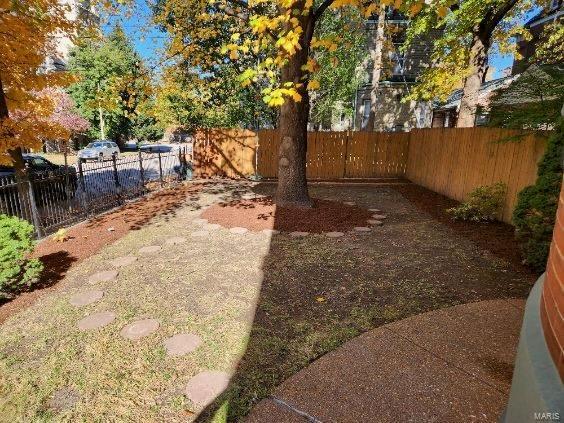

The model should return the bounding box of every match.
[407,128,547,223]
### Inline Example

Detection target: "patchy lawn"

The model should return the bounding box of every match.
[0,181,535,422]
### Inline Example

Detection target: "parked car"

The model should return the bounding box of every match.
[78,140,120,163]
[0,154,78,214]
[139,143,174,153]
[123,141,138,152]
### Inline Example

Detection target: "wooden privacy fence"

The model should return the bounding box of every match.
[193,128,410,179]
[193,127,548,224]
[407,127,547,223]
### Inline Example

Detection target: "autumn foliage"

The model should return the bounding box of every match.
[0,0,78,164]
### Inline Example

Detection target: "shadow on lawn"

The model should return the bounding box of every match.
[194,181,535,422]
[0,182,239,322]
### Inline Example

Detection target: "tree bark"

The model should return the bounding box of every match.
[366,8,386,131]
[0,77,35,223]
[456,0,519,127]
[457,34,489,127]
[275,12,315,207]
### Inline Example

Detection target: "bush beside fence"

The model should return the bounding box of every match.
[193,127,548,224]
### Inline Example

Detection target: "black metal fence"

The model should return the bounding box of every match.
[0,149,191,237]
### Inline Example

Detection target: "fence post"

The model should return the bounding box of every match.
[138,150,145,187]
[112,154,120,189]
[78,159,85,191]
[158,151,163,185]
[63,152,72,211]
[26,178,43,238]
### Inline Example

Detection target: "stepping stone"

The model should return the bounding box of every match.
[164,333,202,356]
[120,318,159,340]
[229,227,248,235]
[369,208,381,213]
[70,290,104,307]
[326,231,344,238]
[165,236,187,245]
[372,214,387,219]
[48,387,80,413]
[354,226,371,232]
[77,311,116,331]
[204,223,222,231]
[185,371,231,407]
[192,218,208,225]
[191,230,210,238]
[262,228,280,236]
[138,245,162,255]
[110,255,137,268]
[368,220,384,226]
[344,201,356,206]
[88,270,118,285]
[290,231,309,237]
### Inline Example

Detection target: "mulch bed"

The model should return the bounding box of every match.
[0,184,202,324]
[393,183,538,278]
[201,197,374,233]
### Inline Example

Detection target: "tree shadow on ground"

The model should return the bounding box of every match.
[0,181,240,324]
[195,182,535,422]
[0,251,75,324]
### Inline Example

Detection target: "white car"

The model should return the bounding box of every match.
[78,141,120,162]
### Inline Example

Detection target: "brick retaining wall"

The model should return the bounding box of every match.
[541,180,564,380]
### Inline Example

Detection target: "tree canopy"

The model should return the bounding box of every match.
[308,8,366,128]
[403,0,534,103]
[0,0,77,164]
[67,25,158,145]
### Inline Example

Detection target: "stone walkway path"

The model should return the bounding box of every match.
[246,299,525,423]
[63,189,389,414]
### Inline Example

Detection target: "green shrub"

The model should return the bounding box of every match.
[0,214,43,299]
[513,121,563,273]
[447,182,507,222]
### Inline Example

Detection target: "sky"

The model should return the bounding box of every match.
[101,0,526,80]
[101,1,168,69]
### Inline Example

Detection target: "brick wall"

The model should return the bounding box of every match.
[541,180,564,380]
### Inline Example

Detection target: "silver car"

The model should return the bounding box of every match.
[78,141,120,162]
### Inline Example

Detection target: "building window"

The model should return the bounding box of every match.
[391,50,405,76]
[361,99,371,129]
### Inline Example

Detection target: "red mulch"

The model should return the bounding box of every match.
[201,197,374,233]
[393,184,538,278]
[0,184,202,324]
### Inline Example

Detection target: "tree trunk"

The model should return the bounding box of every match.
[457,34,489,127]
[0,78,36,224]
[275,13,314,207]
[366,8,386,131]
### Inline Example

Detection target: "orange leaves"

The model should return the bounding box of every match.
[408,2,423,16]
[301,58,319,73]
[0,0,78,159]
[311,37,338,52]
[307,79,320,90]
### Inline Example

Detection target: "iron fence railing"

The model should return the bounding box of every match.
[0,149,191,237]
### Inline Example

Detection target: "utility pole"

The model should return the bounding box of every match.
[97,82,106,139]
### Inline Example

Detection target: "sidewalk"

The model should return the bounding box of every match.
[246,299,525,423]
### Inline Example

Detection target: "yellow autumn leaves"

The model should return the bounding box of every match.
[214,0,441,108]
